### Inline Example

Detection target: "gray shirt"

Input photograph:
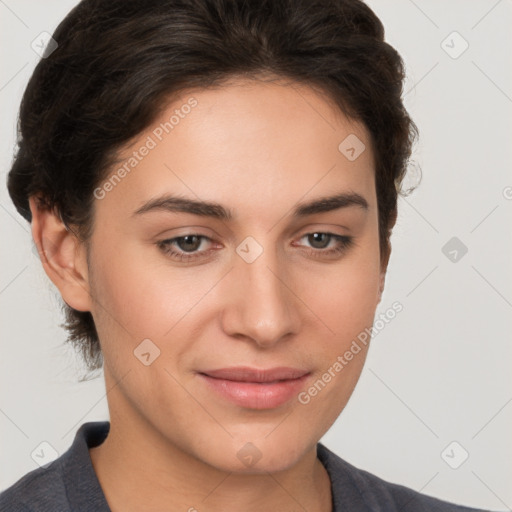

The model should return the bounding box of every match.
[0,421,493,511]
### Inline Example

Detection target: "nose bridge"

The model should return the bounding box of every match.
[223,235,300,347]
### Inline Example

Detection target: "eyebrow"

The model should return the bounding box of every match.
[132,191,368,221]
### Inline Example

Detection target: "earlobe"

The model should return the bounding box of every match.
[28,196,93,312]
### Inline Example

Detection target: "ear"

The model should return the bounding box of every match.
[29,196,92,312]
[378,209,397,304]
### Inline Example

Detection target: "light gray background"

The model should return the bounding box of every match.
[1,0,511,509]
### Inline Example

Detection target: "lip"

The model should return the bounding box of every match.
[198,366,311,410]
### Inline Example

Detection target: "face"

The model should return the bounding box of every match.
[66,78,385,473]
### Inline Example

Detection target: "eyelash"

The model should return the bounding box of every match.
[157,232,354,263]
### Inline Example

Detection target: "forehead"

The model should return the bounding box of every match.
[94,78,376,224]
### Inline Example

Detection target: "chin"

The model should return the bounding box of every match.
[198,435,312,474]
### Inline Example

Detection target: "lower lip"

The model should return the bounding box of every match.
[198,373,310,409]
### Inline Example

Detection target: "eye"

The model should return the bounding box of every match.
[157,234,215,262]
[157,232,354,263]
[294,232,354,259]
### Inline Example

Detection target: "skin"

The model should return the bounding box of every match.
[29,76,391,512]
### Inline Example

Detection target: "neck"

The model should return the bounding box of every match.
[89,410,332,512]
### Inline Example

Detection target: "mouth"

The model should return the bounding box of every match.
[197,366,311,409]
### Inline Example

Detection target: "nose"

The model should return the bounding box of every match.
[220,243,302,349]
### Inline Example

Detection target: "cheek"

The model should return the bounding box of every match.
[88,238,209,341]
[297,243,381,338]
[295,259,379,430]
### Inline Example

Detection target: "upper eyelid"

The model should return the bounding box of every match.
[161,230,345,240]
[160,231,350,248]
[156,220,353,242]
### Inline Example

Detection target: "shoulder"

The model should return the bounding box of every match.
[316,442,496,512]
[0,457,67,512]
[0,421,110,512]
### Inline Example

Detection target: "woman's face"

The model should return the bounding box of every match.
[83,78,385,472]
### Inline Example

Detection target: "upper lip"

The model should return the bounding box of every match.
[200,366,310,383]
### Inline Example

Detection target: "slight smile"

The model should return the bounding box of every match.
[197,366,312,409]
